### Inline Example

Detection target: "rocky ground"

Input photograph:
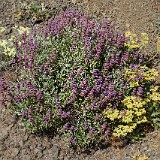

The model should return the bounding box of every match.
[0,0,160,160]
[1,111,160,160]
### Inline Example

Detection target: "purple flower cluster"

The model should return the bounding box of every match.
[0,8,152,149]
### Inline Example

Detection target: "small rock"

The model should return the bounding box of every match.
[10,147,20,157]
[21,148,31,156]
[0,129,9,142]
[23,134,29,142]
[71,0,82,4]
[5,28,12,35]
[0,143,7,151]
[34,148,40,154]
[64,157,70,160]
[42,149,48,155]
[19,140,24,147]
[33,145,44,158]
[48,145,60,159]
[20,154,31,160]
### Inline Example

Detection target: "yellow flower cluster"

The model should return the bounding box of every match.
[0,25,31,57]
[112,96,148,137]
[143,68,159,81]
[132,153,149,160]
[141,33,149,46]
[121,110,134,123]
[103,66,159,138]
[112,85,160,137]
[138,156,148,160]
[149,86,160,101]
[125,66,159,85]
[122,97,147,122]
[125,69,137,78]
[130,81,139,88]
[125,68,140,87]
[0,37,16,57]
[124,31,148,49]
[103,109,121,121]
[13,25,31,35]
[113,124,137,137]
[122,96,147,109]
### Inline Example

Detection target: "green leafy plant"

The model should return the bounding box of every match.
[14,1,52,24]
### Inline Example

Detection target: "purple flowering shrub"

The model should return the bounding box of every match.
[0,9,159,149]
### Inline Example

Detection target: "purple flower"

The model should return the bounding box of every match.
[22,111,26,119]
[63,122,70,130]
[88,88,96,99]
[100,122,107,132]
[92,69,101,78]
[76,67,84,77]
[84,121,88,128]
[36,90,42,101]
[103,128,110,139]
[89,127,95,136]
[68,72,74,81]
[69,125,74,131]
[94,113,102,120]
[43,114,48,123]
[50,52,56,59]
[68,136,77,145]
[72,82,77,95]
[79,77,88,88]
[28,107,33,122]
[137,86,143,97]
[61,111,71,118]
[132,88,137,95]
[116,32,124,46]
[47,108,52,121]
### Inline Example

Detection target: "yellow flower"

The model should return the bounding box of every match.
[150,86,159,92]
[130,81,139,87]
[122,110,134,123]
[0,27,5,33]
[134,108,146,116]
[113,124,137,137]
[17,26,31,35]
[144,98,150,103]
[141,32,149,45]
[130,34,138,43]
[140,65,148,70]
[104,109,120,121]
[138,155,148,160]
[150,92,160,101]
[9,35,16,41]
[136,116,147,124]
[0,39,8,47]
[124,31,141,49]
[125,31,131,37]
[131,44,141,49]
[143,69,159,81]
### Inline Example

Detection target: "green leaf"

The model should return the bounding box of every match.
[25,121,31,128]
[151,111,160,117]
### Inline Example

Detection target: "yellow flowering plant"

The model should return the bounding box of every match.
[0,26,31,57]
[125,31,149,50]
[103,65,159,140]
